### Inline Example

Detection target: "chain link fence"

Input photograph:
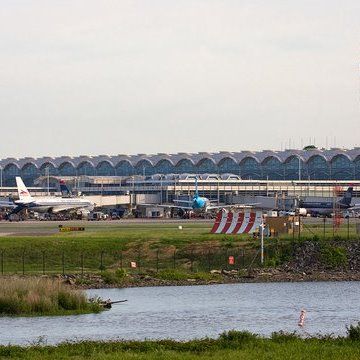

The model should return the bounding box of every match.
[0,243,292,276]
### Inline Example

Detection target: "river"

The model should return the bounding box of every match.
[0,282,359,345]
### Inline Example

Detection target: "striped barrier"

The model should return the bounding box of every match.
[210,211,263,234]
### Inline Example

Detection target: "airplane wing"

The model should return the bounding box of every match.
[209,199,221,204]
[207,203,259,210]
[348,204,360,210]
[51,204,89,213]
[141,203,193,210]
[0,200,16,209]
[170,199,193,210]
[172,204,193,210]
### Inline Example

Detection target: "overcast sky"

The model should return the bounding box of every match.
[1,0,360,159]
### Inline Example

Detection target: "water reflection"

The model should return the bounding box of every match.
[0,282,359,345]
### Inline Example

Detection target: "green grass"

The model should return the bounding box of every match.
[0,221,359,275]
[0,224,260,274]
[2,330,360,359]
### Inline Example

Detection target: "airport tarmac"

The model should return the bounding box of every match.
[0,218,213,236]
[0,217,355,237]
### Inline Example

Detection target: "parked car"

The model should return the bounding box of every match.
[343,211,360,219]
[111,212,121,220]
[88,211,107,221]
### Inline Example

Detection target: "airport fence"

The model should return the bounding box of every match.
[0,243,290,276]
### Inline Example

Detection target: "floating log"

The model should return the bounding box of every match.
[99,299,128,309]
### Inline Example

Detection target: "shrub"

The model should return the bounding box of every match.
[115,268,127,280]
[321,245,348,269]
[218,330,257,343]
[101,271,121,285]
[157,269,189,281]
[0,278,95,315]
[101,269,129,285]
[271,331,299,343]
[312,235,320,242]
[57,289,86,310]
[265,257,280,267]
[0,296,21,315]
[346,322,360,340]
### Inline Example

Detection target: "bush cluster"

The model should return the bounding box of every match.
[0,278,100,315]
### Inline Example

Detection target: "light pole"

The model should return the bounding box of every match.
[132,176,135,208]
[0,165,2,190]
[46,166,50,196]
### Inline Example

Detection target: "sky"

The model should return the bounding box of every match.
[1,0,360,159]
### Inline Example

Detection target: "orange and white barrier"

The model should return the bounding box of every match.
[210,211,263,234]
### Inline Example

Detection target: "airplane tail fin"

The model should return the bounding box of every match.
[16,177,33,202]
[339,186,353,206]
[60,179,72,197]
[195,177,199,198]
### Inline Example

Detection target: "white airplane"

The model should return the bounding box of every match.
[12,177,95,215]
[145,177,256,217]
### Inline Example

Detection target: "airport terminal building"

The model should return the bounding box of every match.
[1,148,360,187]
[1,148,360,213]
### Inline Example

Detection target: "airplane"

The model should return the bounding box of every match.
[11,177,95,216]
[297,186,359,217]
[145,177,256,217]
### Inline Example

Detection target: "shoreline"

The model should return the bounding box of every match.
[61,267,360,290]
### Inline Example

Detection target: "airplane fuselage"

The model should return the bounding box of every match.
[192,196,210,211]
[297,186,354,216]
[299,201,351,216]
[15,197,94,213]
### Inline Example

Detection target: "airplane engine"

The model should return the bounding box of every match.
[177,208,185,218]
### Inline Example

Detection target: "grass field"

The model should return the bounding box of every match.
[0,219,359,275]
[2,330,360,359]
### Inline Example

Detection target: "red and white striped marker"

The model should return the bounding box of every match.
[298,309,306,327]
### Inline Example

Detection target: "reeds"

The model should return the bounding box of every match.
[0,277,99,315]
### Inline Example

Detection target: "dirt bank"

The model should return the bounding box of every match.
[66,239,360,289]
[56,267,360,290]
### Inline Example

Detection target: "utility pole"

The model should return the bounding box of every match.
[260,219,265,265]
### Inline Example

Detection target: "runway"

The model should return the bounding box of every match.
[0,218,213,236]
[0,217,355,237]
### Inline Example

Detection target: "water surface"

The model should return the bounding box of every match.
[0,282,359,345]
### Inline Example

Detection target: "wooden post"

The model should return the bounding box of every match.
[22,249,25,275]
[42,250,46,275]
[62,251,65,276]
[156,248,159,273]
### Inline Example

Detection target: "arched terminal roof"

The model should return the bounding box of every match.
[2,148,360,180]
